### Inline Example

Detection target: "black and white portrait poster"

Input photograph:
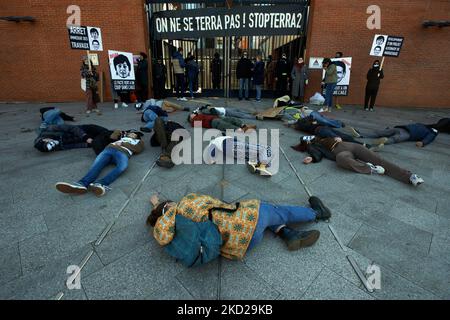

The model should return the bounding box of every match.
[322,57,352,96]
[369,34,388,57]
[108,50,135,91]
[87,26,103,51]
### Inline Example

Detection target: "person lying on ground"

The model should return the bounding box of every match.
[188,113,256,133]
[55,130,145,197]
[354,123,439,149]
[147,193,331,260]
[204,136,273,176]
[39,107,75,130]
[34,124,108,152]
[194,104,257,120]
[428,118,450,134]
[288,117,370,148]
[138,99,169,133]
[151,117,188,169]
[136,98,189,113]
[256,105,345,129]
[292,136,424,186]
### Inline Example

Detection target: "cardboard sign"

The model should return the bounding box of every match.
[370,34,403,57]
[322,57,352,96]
[309,57,324,70]
[68,25,103,51]
[108,50,135,91]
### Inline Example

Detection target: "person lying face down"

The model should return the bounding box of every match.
[147,193,332,261]
[204,136,273,176]
[34,124,109,152]
[292,136,425,187]
[357,123,440,148]
[55,130,145,197]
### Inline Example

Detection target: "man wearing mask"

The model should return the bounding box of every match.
[153,58,167,99]
[275,53,290,97]
[211,52,222,90]
[364,60,384,111]
[320,58,338,113]
[236,51,253,101]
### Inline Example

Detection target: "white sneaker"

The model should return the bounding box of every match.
[114,103,119,109]
[367,163,385,175]
[176,98,181,101]
[122,102,128,108]
[318,107,328,113]
[410,174,424,186]
[179,97,188,101]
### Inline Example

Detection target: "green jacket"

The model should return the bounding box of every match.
[324,64,338,84]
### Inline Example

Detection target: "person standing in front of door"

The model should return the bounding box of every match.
[275,53,290,98]
[236,51,254,101]
[172,47,187,101]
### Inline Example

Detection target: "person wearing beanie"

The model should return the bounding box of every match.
[147,193,332,260]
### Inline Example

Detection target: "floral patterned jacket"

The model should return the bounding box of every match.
[154,193,260,260]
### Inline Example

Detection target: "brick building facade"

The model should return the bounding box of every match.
[1,0,449,107]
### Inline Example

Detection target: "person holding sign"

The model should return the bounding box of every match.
[320,58,338,113]
[364,60,384,111]
[80,59,101,115]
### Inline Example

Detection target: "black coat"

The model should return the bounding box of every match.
[236,58,253,79]
[137,59,149,86]
[211,57,222,80]
[276,59,290,78]
[366,67,384,89]
[306,143,336,163]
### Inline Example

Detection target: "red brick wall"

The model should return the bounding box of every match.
[0,0,147,103]
[304,0,450,108]
[1,0,449,108]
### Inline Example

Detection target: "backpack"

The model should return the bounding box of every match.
[164,214,222,268]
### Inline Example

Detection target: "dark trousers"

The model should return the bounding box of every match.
[136,86,148,103]
[212,78,221,90]
[365,86,379,109]
[175,74,185,98]
[276,76,288,97]
[154,118,179,157]
[154,78,166,99]
[333,142,412,184]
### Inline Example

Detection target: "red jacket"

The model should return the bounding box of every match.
[190,114,218,128]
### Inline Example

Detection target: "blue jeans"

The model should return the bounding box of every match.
[79,147,129,187]
[324,83,337,108]
[239,78,249,99]
[40,109,64,130]
[310,111,344,128]
[225,109,255,119]
[247,202,317,251]
[143,109,168,130]
[255,84,262,101]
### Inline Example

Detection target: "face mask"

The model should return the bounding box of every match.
[374,64,380,68]
[302,135,315,142]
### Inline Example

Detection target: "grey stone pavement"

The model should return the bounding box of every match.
[0,97,449,300]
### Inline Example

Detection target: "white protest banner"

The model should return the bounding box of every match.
[370,34,404,57]
[108,50,135,91]
[322,57,352,96]
[68,25,103,51]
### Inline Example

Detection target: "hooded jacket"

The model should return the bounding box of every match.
[172,51,186,74]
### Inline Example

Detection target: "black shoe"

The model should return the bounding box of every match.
[239,98,243,101]
[140,127,152,133]
[308,196,332,221]
[278,227,320,251]
[245,98,250,101]
[183,107,191,112]
[156,155,175,168]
